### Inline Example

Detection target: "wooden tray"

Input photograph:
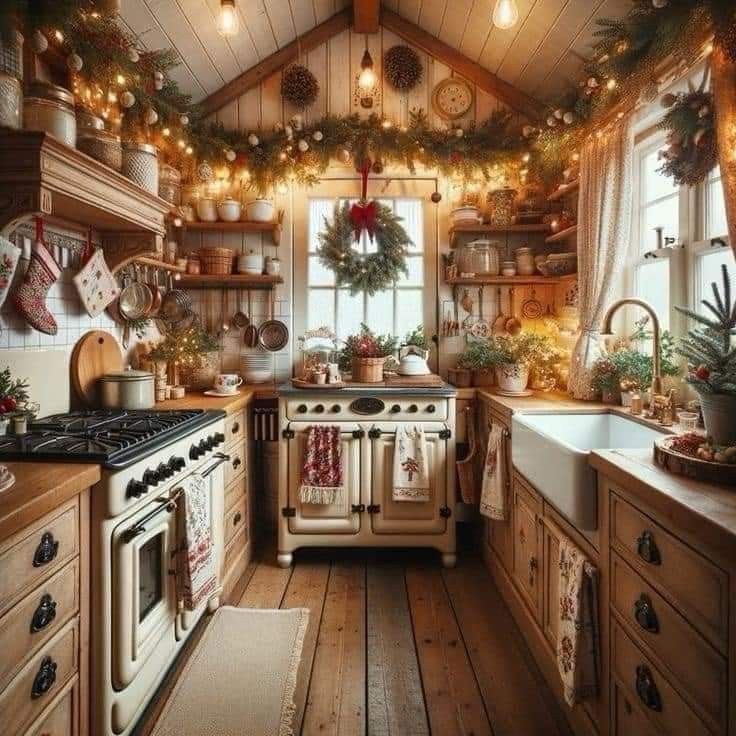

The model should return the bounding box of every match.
[653,436,736,485]
[383,373,445,388]
[291,378,345,390]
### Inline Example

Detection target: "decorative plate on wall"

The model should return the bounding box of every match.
[431,77,474,120]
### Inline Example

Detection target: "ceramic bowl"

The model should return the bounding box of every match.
[245,198,275,222]
[217,197,242,222]
[450,206,481,226]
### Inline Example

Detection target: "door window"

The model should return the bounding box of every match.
[138,534,163,623]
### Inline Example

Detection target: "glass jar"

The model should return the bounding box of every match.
[515,246,535,276]
[122,142,158,194]
[486,187,517,227]
[457,243,477,276]
[24,82,76,146]
[501,261,516,277]
[470,240,500,276]
[158,163,182,205]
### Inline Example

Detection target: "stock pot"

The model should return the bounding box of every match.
[99,367,155,409]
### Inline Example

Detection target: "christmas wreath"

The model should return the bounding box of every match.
[317,199,411,296]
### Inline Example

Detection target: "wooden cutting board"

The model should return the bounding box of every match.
[71,330,123,405]
[383,373,445,387]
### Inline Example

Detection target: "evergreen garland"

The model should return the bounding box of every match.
[317,202,411,296]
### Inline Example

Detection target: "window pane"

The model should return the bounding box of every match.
[707,170,728,239]
[643,148,677,202]
[307,290,335,332]
[395,199,423,252]
[309,199,334,253]
[635,259,670,330]
[698,249,736,315]
[366,290,394,335]
[396,255,423,287]
[643,197,679,249]
[395,290,424,331]
[336,289,364,339]
[308,256,335,286]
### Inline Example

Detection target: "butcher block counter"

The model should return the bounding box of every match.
[153,384,277,414]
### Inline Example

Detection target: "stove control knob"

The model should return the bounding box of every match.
[142,469,159,486]
[189,444,201,460]
[314,404,325,413]
[126,479,146,498]
[167,457,183,474]
[174,456,186,470]
[214,432,225,446]
[390,404,401,413]
[331,404,341,413]
[157,462,171,480]
[297,404,308,414]
[426,404,436,413]
[198,438,208,454]
[408,404,418,413]
[204,436,215,450]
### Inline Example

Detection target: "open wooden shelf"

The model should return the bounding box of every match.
[547,180,579,202]
[183,212,284,245]
[178,273,283,289]
[445,275,564,286]
[449,222,550,247]
[545,224,578,244]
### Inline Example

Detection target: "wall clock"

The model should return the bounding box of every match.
[431,77,474,120]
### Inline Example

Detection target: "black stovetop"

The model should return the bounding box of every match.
[0,409,224,469]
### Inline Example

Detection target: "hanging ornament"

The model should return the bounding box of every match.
[383,45,423,92]
[297,139,309,153]
[562,111,575,125]
[284,124,294,140]
[546,116,557,127]
[280,64,319,108]
[180,113,189,126]
[455,128,464,138]
[154,71,164,90]
[144,106,158,125]
[652,0,668,7]
[30,30,48,54]
[225,149,237,162]
[312,130,323,142]
[120,90,135,108]
[66,53,83,72]
[431,191,442,204]
[553,108,564,120]
[247,133,260,147]
[338,147,351,165]
[127,46,140,63]
[291,113,303,131]
[371,158,384,174]
[587,76,599,88]
[197,160,214,183]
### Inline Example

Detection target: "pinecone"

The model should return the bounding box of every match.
[383,45,423,92]
[281,64,319,108]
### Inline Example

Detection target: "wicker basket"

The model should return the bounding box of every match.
[447,367,472,388]
[351,357,385,383]
[199,247,234,275]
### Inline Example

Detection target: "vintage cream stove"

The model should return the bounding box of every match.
[277,384,457,568]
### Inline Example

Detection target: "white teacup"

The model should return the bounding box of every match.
[213,374,243,394]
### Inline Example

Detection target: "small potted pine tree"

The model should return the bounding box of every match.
[676,265,736,445]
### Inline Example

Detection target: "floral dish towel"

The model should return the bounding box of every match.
[299,425,344,505]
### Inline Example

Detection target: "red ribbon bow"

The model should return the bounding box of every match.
[349,158,378,241]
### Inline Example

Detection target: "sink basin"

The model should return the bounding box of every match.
[511,413,664,531]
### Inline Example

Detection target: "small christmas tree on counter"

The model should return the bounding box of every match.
[148,322,220,386]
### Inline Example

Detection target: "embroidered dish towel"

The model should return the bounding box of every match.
[479,423,507,520]
[392,425,431,502]
[557,534,599,707]
[299,425,344,505]
[177,474,217,612]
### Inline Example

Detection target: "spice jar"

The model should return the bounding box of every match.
[515,246,535,276]
[265,256,281,275]
[24,82,76,146]
[158,163,182,205]
[486,187,517,227]
[77,127,122,171]
[122,141,159,194]
[501,261,517,277]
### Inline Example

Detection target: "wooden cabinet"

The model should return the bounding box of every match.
[511,477,543,622]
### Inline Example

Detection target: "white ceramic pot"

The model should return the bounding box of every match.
[99,367,155,409]
[450,205,481,226]
[265,257,281,275]
[238,250,264,274]
[217,197,242,222]
[245,198,275,222]
[196,197,218,222]
[495,363,530,393]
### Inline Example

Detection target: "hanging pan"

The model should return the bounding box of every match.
[258,290,289,351]
[521,288,543,320]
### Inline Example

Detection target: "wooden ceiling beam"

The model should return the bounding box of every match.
[381,8,541,120]
[353,0,380,33]
[199,8,352,117]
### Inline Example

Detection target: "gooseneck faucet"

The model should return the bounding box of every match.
[600,298,663,399]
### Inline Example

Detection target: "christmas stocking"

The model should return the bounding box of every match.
[11,218,61,335]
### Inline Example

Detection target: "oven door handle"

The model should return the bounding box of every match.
[121,496,179,544]
[201,452,231,478]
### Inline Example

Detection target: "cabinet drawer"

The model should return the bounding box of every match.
[610,492,728,652]
[224,526,248,576]
[224,411,246,447]
[224,474,247,514]
[613,681,657,736]
[0,503,79,618]
[27,678,76,736]
[611,552,727,732]
[224,443,246,487]
[611,620,710,736]
[0,559,79,692]
[224,497,248,548]
[0,619,78,736]
[222,537,249,602]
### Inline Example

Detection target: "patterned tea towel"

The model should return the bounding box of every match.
[392,425,431,502]
[556,533,599,707]
[479,423,507,520]
[299,425,344,505]
[177,474,217,612]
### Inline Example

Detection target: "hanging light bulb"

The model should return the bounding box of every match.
[492,0,519,29]
[358,47,376,90]
[217,0,239,37]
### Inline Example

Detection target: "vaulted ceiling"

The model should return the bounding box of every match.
[119,0,632,105]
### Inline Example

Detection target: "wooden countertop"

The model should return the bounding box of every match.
[476,389,609,418]
[0,462,101,542]
[154,384,277,414]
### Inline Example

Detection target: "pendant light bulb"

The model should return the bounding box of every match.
[217,0,239,37]
[358,48,376,90]
[492,0,519,29]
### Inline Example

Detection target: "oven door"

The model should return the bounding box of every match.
[111,495,178,691]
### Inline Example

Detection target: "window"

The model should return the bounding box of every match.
[706,166,728,240]
[637,143,680,254]
[635,258,671,330]
[694,243,735,316]
[306,198,426,340]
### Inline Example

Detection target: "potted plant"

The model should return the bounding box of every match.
[676,264,736,445]
[338,324,397,383]
[591,356,621,403]
[0,367,29,435]
[484,332,555,393]
[611,349,653,406]
[457,341,497,387]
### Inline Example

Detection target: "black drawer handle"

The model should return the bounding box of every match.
[232,457,242,469]
[231,422,240,434]
[31,656,57,699]
[30,594,57,633]
[33,533,59,567]
[634,593,659,633]
[635,665,662,712]
[636,531,661,565]
[233,512,242,526]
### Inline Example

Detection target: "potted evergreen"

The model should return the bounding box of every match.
[484,332,556,393]
[676,265,736,445]
[338,324,397,383]
[457,341,496,386]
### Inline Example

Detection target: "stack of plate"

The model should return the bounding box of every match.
[240,353,273,384]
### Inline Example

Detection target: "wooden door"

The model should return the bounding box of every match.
[370,427,448,534]
[511,477,542,622]
[286,424,362,534]
[541,516,562,651]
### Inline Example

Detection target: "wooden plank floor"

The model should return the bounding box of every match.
[225,547,572,736]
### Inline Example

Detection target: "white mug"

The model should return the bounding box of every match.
[213,374,243,394]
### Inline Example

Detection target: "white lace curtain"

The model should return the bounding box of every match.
[568,117,635,399]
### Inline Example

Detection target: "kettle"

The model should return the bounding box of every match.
[397,346,430,376]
